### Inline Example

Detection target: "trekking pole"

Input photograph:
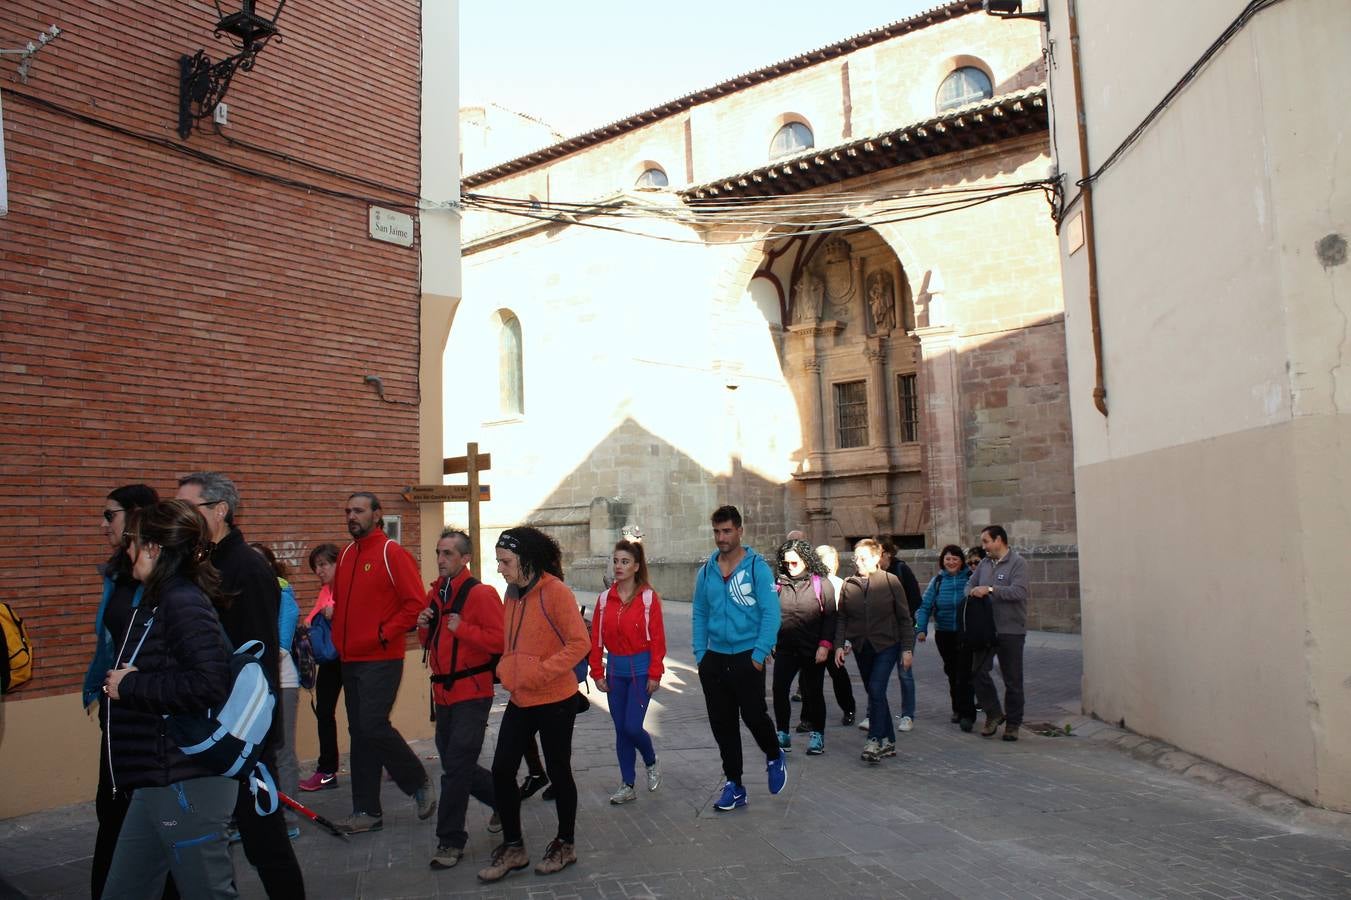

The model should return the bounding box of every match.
[256,780,350,841]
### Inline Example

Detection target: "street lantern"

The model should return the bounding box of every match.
[178,1,287,139]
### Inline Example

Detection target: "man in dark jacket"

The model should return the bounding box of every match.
[177,471,305,898]
[880,540,922,732]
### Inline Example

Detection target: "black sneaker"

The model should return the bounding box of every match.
[519,773,549,800]
[841,711,855,727]
[795,721,811,734]
[541,783,557,801]
[790,691,802,702]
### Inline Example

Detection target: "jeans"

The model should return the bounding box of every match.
[896,664,916,719]
[313,660,343,774]
[697,649,780,784]
[971,633,1026,727]
[342,659,427,817]
[855,642,900,742]
[491,697,578,846]
[606,652,657,786]
[434,697,495,849]
[935,630,976,719]
[101,777,238,900]
[771,644,826,733]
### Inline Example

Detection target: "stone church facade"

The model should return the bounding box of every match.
[453,1,1079,628]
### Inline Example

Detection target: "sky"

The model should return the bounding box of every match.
[460,0,945,138]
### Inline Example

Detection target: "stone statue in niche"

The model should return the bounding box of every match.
[867,270,896,333]
[792,272,824,324]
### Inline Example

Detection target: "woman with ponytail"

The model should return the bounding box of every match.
[100,500,237,899]
[589,538,667,805]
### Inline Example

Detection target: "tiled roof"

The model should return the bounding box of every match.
[460,0,982,187]
[681,87,1048,200]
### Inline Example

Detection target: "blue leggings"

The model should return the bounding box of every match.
[607,653,656,786]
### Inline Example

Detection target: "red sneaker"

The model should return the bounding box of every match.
[299,770,337,792]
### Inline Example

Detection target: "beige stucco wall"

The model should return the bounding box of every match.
[0,648,432,819]
[1048,0,1351,808]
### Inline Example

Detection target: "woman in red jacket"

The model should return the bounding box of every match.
[589,539,666,805]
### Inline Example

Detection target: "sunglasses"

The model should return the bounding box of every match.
[102,508,124,522]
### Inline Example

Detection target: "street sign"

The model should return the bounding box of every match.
[444,453,491,474]
[401,484,491,503]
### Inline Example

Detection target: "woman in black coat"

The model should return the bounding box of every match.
[100,500,237,899]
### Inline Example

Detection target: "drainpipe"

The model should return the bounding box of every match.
[1067,0,1108,416]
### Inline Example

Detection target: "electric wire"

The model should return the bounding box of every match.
[1074,0,1286,192]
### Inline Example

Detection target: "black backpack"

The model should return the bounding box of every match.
[958,591,997,648]
[424,576,499,718]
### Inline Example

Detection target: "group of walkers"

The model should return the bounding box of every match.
[87,478,1026,896]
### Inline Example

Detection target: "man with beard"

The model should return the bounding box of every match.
[331,491,435,833]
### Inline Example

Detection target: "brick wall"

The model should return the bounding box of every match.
[0,2,423,700]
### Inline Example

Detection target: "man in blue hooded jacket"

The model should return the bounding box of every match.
[692,505,787,811]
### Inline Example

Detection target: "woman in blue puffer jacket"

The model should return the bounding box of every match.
[914,545,975,728]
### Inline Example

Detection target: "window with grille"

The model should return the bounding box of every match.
[835,380,869,448]
[898,373,919,443]
[936,66,993,112]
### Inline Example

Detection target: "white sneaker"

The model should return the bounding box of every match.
[898,716,914,732]
[857,717,870,731]
[645,759,662,792]
[609,783,637,805]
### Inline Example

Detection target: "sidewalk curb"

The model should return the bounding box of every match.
[1036,704,1351,837]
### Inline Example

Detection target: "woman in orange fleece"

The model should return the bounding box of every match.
[478,527,590,885]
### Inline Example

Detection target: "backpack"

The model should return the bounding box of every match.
[165,639,280,816]
[426,576,501,717]
[307,614,339,664]
[0,602,33,694]
[292,623,317,690]
[594,587,654,649]
[539,596,590,685]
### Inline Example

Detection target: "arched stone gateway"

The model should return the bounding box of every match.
[746,224,931,549]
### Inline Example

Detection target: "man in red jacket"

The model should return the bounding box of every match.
[417,528,505,869]
[332,491,434,834]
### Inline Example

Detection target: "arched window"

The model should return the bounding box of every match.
[498,314,523,415]
[770,121,813,159]
[936,66,993,112]
[635,166,669,188]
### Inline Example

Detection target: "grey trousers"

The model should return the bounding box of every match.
[278,687,300,822]
[101,776,238,900]
[971,633,1026,728]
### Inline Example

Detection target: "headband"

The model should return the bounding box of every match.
[496,533,522,553]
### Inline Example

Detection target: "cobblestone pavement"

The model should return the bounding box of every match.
[3,603,1350,899]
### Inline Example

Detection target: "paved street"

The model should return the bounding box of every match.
[3,601,1349,899]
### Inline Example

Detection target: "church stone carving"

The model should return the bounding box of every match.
[867,270,896,333]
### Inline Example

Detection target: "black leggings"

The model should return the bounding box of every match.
[313,660,343,774]
[772,645,826,733]
[491,698,578,846]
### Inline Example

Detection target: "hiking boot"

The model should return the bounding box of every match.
[841,711,855,727]
[860,738,881,763]
[806,731,825,755]
[981,713,1006,738]
[542,783,557,801]
[413,778,437,820]
[609,783,637,805]
[338,812,383,834]
[477,842,529,883]
[959,717,975,733]
[534,838,577,875]
[714,780,747,811]
[880,739,897,758]
[487,812,502,833]
[645,759,662,792]
[518,773,549,800]
[897,715,914,733]
[1002,724,1020,742]
[777,730,792,752]
[430,845,463,869]
[857,717,870,731]
[767,749,788,795]
[298,770,337,792]
[795,720,812,734]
